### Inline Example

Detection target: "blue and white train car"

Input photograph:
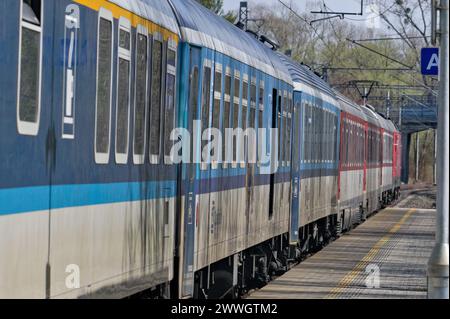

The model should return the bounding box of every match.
[169,0,294,298]
[0,0,181,298]
[278,55,341,249]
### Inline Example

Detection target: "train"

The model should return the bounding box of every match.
[0,0,401,299]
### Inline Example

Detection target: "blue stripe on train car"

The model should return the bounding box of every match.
[0,180,177,216]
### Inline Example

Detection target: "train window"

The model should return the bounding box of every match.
[149,36,163,163]
[328,112,334,162]
[250,79,256,126]
[223,67,231,166]
[277,92,282,165]
[306,103,312,162]
[18,0,43,136]
[201,60,212,166]
[258,81,264,130]
[316,107,320,163]
[304,102,312,163]
[326,111,330,162]
[249,107,256,148]
[242,76,248,103]
[115,18,131,164]
[212,63,222,166]
[241,74,249,165]
[303,103,307,162]
[233,100,239,164]
[257,80,264,165]
[190,66,199,120]
[357,125,360,165]
[164,41,177,164]
[95,9,113,164]
[286,95,292,164]
[250,79,256,110]
[133,27,148,164]
[234,71,240,100]
[315,106,318,162]
[233,70,240,165]
[312,105,317,163]
[346,120,350,166]
[329,112,332,162]
[225,70,232,97]
[282,92,288,163]
[214,65,222,96]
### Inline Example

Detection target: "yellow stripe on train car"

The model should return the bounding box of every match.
[74,0,179,43]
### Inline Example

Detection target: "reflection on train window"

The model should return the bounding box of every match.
[95,10,113,164]
[119,29,130,50]
[189,65,199,160]
[164,46,177,162]
[133,30,148,163]
[150,38,163,162]
[18,0,43,136]
[115,19,131,164]
[201,62,212,161]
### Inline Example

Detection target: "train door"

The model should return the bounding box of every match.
[268,88,278,220]
[0,0,51,298]
[289,93,302,244]
[207,51,223,256]
[180,45,202,298]
[244,68,255,243]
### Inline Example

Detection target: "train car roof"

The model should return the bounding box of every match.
[334,91,367,121]
[366,105,397,133]
[277,53,337,104]
[109,0,180,35]
[168,0,292,84]
[359,104,382,127]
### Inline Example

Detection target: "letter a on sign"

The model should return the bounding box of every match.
[421,48,439,76]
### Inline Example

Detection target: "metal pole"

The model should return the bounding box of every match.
[434,129,437,185]
[416,133,420,182]
[428,0,449,299]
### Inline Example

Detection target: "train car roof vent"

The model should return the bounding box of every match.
[245,29,259,39]
[259,35,279,51]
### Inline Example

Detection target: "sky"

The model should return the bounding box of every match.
[222,0,384,30]
[223,0,363,13]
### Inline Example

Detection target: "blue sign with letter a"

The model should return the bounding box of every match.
[421,48,439,75]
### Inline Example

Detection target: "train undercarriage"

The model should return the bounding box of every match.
[131,186,401,300]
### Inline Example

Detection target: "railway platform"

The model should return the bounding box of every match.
[247,207,436,299]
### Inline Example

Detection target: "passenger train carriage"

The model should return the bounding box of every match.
[0,0,401,299]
